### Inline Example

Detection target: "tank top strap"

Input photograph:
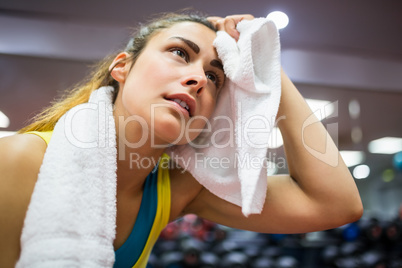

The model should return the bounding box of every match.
[25,131,53,145]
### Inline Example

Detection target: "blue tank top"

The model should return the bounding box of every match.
[113,164,158,267]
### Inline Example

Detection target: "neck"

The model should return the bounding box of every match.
[113,111,168,196]
[115,145,165,196]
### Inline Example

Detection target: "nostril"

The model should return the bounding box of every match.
[186,80,198,86]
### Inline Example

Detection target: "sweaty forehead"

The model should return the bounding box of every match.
[166,21,216,33]
[154,22,217,44]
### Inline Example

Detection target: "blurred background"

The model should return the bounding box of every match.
[1,0,402,267]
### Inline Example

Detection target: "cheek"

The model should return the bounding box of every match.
[199,94,217,119]
[185,99,217,140]
[136,51,177,84]
[121,87,140,115]
[120,64,170,114]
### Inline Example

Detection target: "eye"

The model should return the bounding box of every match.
[206,73,217,83]
[206,72,221,88]
[171,48,188,62]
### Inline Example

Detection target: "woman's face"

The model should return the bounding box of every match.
[116,22,225,146]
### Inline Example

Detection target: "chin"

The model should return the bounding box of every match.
[164,132,198,146]
[156,128,200,147]
[153,114,204,146]
[154,121,186,145]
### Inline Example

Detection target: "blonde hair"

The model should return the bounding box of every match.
[18,12,215,133]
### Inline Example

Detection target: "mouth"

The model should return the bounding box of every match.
[164,94,196,117]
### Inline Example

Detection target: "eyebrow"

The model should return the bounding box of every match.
[170,36,200,54]
[210,59,224,71]
[170,36,224,72]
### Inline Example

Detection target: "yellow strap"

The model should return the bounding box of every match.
[133,154,171,268]
[25,131,53,145]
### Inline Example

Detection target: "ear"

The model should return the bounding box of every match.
[109,52,131,83]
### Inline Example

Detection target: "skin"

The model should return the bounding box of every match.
[111,21,225,249]
[0,15,363,267]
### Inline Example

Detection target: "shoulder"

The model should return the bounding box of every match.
[0,133,47,202]
[0,133,48,175]
[0,134,47,266]
[0,132,48,209]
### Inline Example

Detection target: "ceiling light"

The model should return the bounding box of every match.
[267,11,289,29]
[353,165,370,179]
[348,99,360,119]
[368,137,402,154]
[340,150,365,167]
[0,111,10,128]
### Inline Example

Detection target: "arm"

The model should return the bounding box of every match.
[276,69,363,221]
[182,15,362,232]
[0,134,47,267]
[184,69,362,233]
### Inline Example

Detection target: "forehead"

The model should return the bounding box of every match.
[150,22,217,52]
[161,21,216,35]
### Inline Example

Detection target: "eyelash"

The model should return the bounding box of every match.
[170,47,223,90]
[170,47,189,62]
[206,72,222,90]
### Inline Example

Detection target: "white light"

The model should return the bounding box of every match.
[0,111,10,128]
[353,164,370,179]
[340,150,365,167]
[348,99,360,119]
[0,131,16,138]
[305,98,335,121]
[368,137,402,154]
[266,161,278,176]
[267,11,289,30]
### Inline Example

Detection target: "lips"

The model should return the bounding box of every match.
[165,93,196,117]
[172,98,190,113]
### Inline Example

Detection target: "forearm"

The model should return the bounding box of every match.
[277,69,361,208]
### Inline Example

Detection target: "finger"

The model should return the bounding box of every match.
[209,18,226,32]
[223,18,240,41]
[207,16,223,23]
[227,14,255,24]
[239,14,255,21]
[207,16,223,29]
[208,14,255,41]
[223,14,255,40]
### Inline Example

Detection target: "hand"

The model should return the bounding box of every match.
[207,14,255,41]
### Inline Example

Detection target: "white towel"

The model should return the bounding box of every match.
[166,17,281,216]
[17,87,117,267]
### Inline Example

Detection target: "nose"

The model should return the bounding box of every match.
[181,73,207,96]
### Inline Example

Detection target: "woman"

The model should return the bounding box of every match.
[0,12,363,267]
